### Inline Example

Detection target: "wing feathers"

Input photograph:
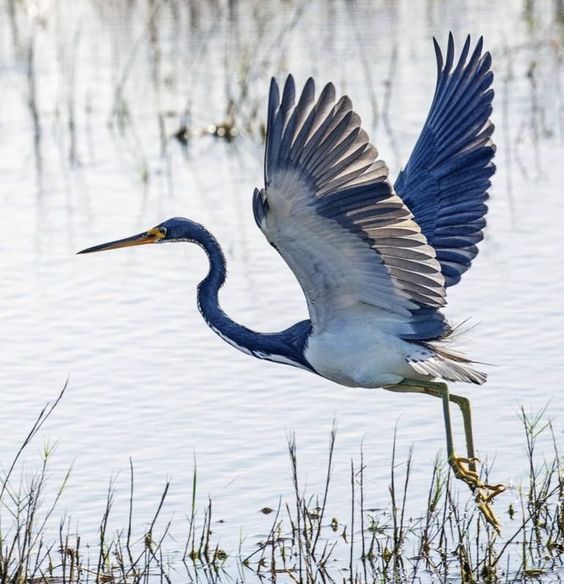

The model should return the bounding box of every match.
[395,33,495,288]
[253,34,494,355]
[256,75,447,335]
[279,77,315,161]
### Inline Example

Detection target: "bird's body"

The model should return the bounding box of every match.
[305,315,418,387]
[80,33,505,527]
[159,214,481,389]
[80,33,496,389]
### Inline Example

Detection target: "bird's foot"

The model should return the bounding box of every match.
[449,455,506,494]
[479,481,506,501]
[475,488,503,534]
[448,454,481,488]
[448,454,506,533]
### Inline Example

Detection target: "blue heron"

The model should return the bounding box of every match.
[80,34,504,527]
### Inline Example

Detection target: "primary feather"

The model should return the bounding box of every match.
[254,76,449,342]
[395,33,495,287]
[252,34,493,386]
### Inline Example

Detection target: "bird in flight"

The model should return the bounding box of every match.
[80,34,504,529]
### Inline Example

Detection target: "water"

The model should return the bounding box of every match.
[1,0,563,576]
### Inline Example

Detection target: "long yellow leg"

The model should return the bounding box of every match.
[448,393,476,473]
[386,379,505,532]
[388,379,479,483]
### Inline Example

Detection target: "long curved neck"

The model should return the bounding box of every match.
[191,225,312,371]
[194,229,238,341]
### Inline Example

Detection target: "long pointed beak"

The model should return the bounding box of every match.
[77,229,163,255]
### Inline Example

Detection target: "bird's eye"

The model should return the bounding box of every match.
[158,227,167,236]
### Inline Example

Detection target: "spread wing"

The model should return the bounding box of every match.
[394,34,495,287]
[253,76,448,340]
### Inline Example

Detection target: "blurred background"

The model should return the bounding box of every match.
[0,0,563,575]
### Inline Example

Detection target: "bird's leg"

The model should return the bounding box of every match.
[389,379,480,487]
[413,381,506,499]
[386,379,506,532]
[433,382,483,487]
[447,393,477,474]
[426,381,481,487]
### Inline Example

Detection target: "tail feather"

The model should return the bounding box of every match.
[407,343,487,385]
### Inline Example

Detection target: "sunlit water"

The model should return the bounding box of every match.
[1,0,563,577]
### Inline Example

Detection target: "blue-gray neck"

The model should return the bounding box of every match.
[185,222,313,372]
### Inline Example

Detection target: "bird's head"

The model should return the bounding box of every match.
[77,217,205,254]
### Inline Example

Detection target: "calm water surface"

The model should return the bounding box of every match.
[0,0,563,569]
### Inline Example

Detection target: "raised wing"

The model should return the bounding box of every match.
[395,34,495,287]
[253,76,448,340]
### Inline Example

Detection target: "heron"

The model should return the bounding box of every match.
[79,34,505,528]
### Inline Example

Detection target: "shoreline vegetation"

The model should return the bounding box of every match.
[0,384,561,583]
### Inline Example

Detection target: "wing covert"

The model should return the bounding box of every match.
[254,76,448,339]
[395,33,495,287]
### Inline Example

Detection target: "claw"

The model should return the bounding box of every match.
[449,454,481,487]
[475,488,502,534]
[481,483,506,503]
[455,456,480,465]
[448,454,506,533]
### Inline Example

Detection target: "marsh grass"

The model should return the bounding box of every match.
[242,426,562,583]
[6,0,564,199]
[1,385,561,583]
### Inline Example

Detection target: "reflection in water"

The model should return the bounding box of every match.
[26,31,43,193]
[0,0,563,580]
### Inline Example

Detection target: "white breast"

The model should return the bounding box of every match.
[304,307,418,388]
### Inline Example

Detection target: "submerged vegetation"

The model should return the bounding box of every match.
[0,387,561,583]
[3,0,564,194]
